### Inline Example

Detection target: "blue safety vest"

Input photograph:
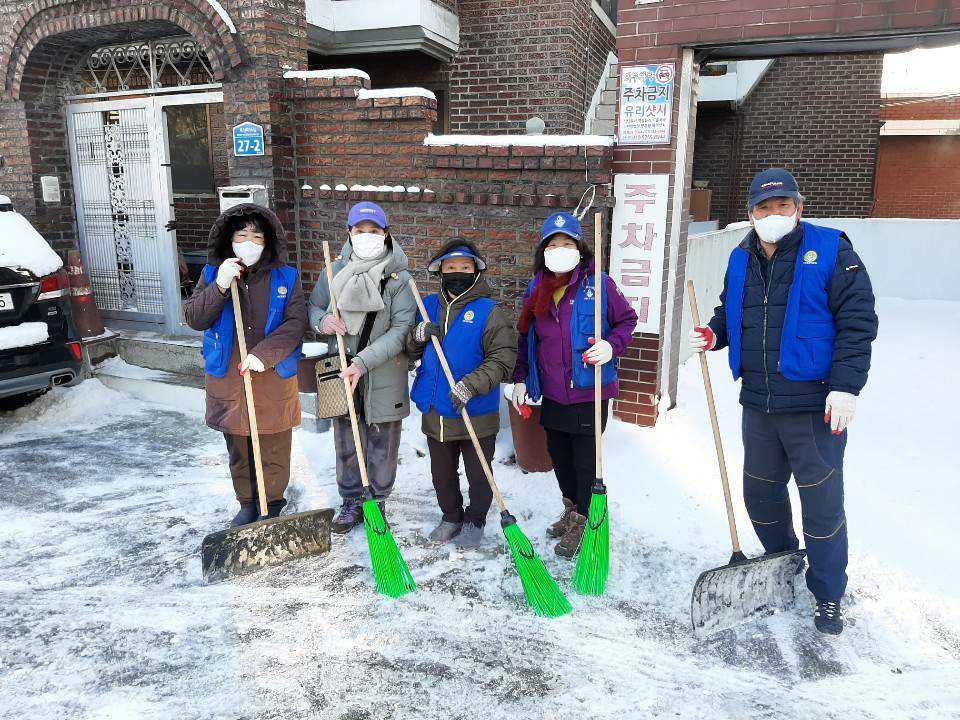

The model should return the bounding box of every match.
[411,294,500,418]
[725,221,840,382]
[200,264,302,379]
[526,272,616,403]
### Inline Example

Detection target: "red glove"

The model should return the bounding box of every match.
[688,326,716,352]
[517,402,533,421]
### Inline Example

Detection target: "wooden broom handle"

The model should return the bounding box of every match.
[230,278,270,518]
[322,242,372,491]
[687,279,742,553]
[593,213,603,481]
[407,277,507,513]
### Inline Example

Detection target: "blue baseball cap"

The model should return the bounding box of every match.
[428,244,487,272]
[540,211,582,244]
[346,201,388,229]
[748,168,800,209]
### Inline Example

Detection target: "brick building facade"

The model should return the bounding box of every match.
[693,53,884,228]
[308,0,616,135]
[873,95,960,218]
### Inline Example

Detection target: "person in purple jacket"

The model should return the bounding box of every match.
[511,211,638,558]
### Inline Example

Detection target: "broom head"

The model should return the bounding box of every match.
[572,480,609,596]
[362,497,416,598]
[501,512,572,618]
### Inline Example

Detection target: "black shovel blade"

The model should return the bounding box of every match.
[690,549,807,637]
[201,508,335,583]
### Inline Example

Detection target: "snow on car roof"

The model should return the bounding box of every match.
[0,212,64,276]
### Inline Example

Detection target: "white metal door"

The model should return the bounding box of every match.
[66,98,175,329]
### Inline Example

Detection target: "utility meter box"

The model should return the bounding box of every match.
[218,185,268,212]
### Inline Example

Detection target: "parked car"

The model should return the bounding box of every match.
[0,195,84,408]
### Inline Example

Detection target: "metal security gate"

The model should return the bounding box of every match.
[66,98,177,329]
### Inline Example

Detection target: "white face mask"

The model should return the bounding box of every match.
[752,211,798,244]
[232,241,264,266]
[543,246,581,273]
[351,232,386,260]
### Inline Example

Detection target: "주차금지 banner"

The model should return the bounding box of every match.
[609,173,669,335]
[617,63,675,145]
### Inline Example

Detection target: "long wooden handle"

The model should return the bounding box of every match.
[593,213,603,481]
[407,277,507,513]
[323,242,372,491]
[230,278,269,518]
[687,279,741,553]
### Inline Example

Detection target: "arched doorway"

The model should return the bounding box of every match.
[63,34,225,333]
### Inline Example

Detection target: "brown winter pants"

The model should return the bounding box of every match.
[427,434,496,527]
[223,430,292,505]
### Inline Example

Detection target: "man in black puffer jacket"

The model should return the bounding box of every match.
[690,168,878,636]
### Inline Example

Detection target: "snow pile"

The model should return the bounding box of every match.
[0,322,48,351]
[0,212,63,276]
[357,87,436,101]
[424,133,616,148]
[283,68,370,81]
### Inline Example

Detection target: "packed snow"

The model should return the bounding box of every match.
[357,87,437,101]
[0,322,48,350]
[1,298,958,719]
[283,69,371,81]
[0,212,63,277]
[424,133,616,148]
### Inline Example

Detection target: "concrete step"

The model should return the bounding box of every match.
[115,329,204,378]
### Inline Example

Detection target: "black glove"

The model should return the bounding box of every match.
[449,381,473,413]
[165,220,178,232]
[414,320,440,344]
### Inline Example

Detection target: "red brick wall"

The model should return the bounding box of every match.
[693,53,883,226]
[285,73,613,304]
[873,136,960,218]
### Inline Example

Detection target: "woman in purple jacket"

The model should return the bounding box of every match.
[511,211,638,558]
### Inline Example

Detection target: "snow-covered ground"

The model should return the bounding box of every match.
[1,297,958,720]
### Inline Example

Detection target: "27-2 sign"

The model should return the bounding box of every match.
[232,122,265,157]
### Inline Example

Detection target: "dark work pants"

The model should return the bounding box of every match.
[332,417,402,501]
[541,398,609,516]
[224,429,292,505]
[427,434,496,527]
[742,407,848,602]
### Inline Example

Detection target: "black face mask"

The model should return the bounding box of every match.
[441,272,476,297]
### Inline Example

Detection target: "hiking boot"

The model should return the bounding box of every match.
[546,497,576,538]
[428,520,462,543]
[230,503,259,527]
[555,511,587,558]
[377,500,389,529]
[814,599,844,635]
[266,499,287,519]
[455,522,484,550]
[331,498,364,534]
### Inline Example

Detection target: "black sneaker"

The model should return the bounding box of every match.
[814,599,844,635]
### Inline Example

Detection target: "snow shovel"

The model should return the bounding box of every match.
[686,279,806,637]
[200,278,334,584]
[408,277,571,617]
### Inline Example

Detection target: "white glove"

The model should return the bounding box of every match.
[688,326,716,353]
[215,258,243,290]
[825,391,856,435]
[239,354,265,375]
[582,337,613,366]
[511,382,528,412]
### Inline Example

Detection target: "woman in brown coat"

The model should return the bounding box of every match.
[184,204,308,527]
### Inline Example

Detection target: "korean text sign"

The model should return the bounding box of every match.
[617,64,675,145]
[609,174,669,334]
[233,122,265,157]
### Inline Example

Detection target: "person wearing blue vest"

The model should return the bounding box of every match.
[406,241,517,550]
[184,203,308,528]
[689,169,878,635]
[511,212,638,558]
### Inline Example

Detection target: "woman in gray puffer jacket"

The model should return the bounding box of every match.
[308,201,417,533]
